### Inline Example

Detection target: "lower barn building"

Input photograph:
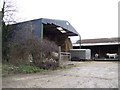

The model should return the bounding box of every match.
[74,37,120,60]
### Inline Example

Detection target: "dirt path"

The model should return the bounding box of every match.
[2,61,118,88]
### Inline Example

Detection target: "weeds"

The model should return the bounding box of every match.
[18,65,48,72]
[58,64,76,69]
[2,63,76,77]
[2,64,48,77]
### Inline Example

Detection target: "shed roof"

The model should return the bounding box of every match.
[75,37,120,46]
[77,37,120,44]
[40,18,79,36]
[15,18,79,36]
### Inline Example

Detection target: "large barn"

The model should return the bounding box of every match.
[10,18,79,52]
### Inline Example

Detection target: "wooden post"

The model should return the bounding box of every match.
[79,35,81,49]
[41,23,43,40]
[58,46,61,66]
[0,12,2,63]
[40,23,43,61]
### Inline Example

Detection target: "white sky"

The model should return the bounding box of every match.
[0,0,119,41]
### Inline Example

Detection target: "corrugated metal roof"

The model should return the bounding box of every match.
[73,42,120,46]
[81,42,120,46]
[40,18,79,36]
[75,37,120,46]
[77,37,120,44]
[13,18,79,36]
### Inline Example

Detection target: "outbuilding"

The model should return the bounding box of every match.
[74,37,120,60]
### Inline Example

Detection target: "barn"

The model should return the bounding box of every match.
[74,37,120,60]
[10,18,79,52]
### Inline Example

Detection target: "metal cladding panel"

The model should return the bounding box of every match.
[8,22,32,40]
[30,19,42,37]
[41,18,79,36]
[11,19,42,37]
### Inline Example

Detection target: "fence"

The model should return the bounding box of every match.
[58,46,71,66]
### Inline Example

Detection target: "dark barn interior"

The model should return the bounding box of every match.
[41,19,79,52]
[81,44,119,59]
[74,37,120,60]
[43,23,73,51]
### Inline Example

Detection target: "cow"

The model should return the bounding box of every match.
[106,53,117,59]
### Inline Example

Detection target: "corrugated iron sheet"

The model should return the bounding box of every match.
[40,18,79,36]
[11,18,79,37]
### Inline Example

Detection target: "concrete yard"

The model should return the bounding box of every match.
[2,61,118,88]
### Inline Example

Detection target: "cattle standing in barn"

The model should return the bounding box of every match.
[95,53,99,58]
[106,53,117,59]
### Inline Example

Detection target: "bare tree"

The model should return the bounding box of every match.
[2,0,17,24]
[2,0,17,62]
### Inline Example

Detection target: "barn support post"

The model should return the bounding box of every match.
[0,12,2,62]
[98,47,101,58]
[41,23,43,40]
[79,35,81,49]
[40,23,43,61]
[58,46,61,66]
[0,11,2,90]
[118,3,120,88]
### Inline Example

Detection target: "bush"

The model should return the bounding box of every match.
[43,58,58,70]
[6,24,59,70]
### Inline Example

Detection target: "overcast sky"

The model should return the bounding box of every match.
[0,0,119,41]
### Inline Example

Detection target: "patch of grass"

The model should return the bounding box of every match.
[2,64,48,77]
[58,64,76,69]
[18,65,48,72]
[2,63,76,77]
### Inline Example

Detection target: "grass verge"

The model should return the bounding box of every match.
[2,64,48,77]
[2,63,77,77]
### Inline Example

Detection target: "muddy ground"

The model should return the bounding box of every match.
[2,61,118,88]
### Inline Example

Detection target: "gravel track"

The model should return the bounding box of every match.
[2,61,118,88]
